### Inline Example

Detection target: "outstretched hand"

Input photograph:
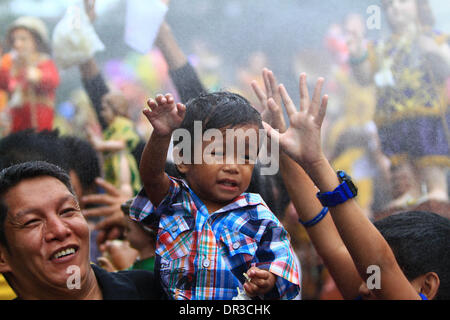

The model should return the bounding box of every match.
[263,73,328,168]
[81,177,131,246]
[143,94,186,137]
[251,68,286,133]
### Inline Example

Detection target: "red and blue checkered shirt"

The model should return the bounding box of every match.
[130,176,301,300]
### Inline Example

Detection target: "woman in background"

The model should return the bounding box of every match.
[0,16,60,133]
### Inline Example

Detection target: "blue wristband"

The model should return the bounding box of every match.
[298,207,329,228]
[419,293,428,300]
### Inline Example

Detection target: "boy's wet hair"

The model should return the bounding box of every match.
[175,91,263,147]
[374,211,450,300]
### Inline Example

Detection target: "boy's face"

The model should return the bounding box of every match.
[177,123,260,213]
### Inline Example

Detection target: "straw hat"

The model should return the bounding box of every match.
[8,16,50,48]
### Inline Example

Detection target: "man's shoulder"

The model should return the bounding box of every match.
[91,264,166,300]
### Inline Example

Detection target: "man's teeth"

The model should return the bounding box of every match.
[53,248,76,259]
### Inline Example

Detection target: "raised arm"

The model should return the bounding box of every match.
[264,73,421,300]
[155,0,205,101]
[155,21,206,102]
[78,0,109,129]
[252,69,362,299]
[140,94,186,205]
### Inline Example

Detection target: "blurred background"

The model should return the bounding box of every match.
[0,0,446,108]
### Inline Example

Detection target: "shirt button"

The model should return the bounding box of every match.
[232,242,240,250]
[203,259,210,268]
[171,225,178,232]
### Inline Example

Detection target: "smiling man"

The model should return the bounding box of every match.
[0,161,164,300]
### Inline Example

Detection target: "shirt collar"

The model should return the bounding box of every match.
[172,177,267,215]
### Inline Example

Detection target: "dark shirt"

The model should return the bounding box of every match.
[13,265,165,300]
[82,72,109,130]
[168,63,206,103]
[92,264,166,300]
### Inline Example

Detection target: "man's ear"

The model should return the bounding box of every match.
[411,272,440,300]
[0,245,12,274]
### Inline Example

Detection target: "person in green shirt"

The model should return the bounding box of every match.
[124,216,156,272]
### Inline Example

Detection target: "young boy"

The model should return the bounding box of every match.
[130,91,300,300]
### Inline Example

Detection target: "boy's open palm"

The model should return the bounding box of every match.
[263,73,328,168]
[143,94,186,137]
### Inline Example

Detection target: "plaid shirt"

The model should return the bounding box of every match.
[130,176,300,300]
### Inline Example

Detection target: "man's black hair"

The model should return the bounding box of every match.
[0,161,74,250]
[175,91,263,148]
[0,130,101,193]
[374,211,450,300]
[59,136,101,192]
[0,130,70,172]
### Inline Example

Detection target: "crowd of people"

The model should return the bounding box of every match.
[0,0,449,301]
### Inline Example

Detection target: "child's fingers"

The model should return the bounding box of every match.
[144,99,161,119]
[243,281,260,297]
[155,94,166,105]
[142,108,153,122]
[165,93,174,105]
[247,267,270,280]
[176,103,186,118]
[146,98,158,110]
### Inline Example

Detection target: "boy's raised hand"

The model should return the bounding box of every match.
[251,68,286,133]
[143,93,186,137]
[263,73,328,168]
